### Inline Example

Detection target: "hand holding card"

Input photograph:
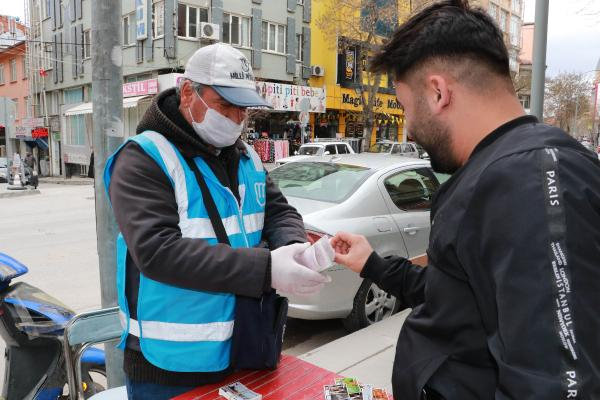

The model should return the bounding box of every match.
[294,236,335,272]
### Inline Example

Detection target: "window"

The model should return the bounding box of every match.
[324,144,337,154]
[222,13,251,47]
[512,0,520,13]
[384,168,440,211]
[488,3,498,21]
[12,98,18,117]
[82,30,91,59]
[0,64,4,84]
[519,95,530,109]
[177,3,208,38]
[270,162,374,204]
[296,34,303,61]
[153,0,165,38]
[499,10,508,32]
[510,15,520,46]
[261,21,286,54]
[10,59,17,81]
[336,144,350,154]
[123,14,136,45]
[45,0,52,18]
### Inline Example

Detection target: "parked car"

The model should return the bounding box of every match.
[275,141,355,166]
[0,157,7,183]
[270,153,447,331]
[368,140,428,159]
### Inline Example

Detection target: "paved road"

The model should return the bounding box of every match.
[0,184,347,379]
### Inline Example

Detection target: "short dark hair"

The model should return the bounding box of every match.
[370,0,510,83]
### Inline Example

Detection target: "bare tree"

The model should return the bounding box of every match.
[544,72,594,139]
[316,0,410,151]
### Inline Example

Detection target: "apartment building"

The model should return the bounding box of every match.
[28,0,314,177]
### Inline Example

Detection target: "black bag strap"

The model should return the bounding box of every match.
[183,156,231,246]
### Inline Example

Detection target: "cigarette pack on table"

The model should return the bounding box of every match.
[218,382,262,400]
[324,384,350,400]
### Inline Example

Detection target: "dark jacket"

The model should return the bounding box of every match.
[108,88,306,386]
[362,116,600,400]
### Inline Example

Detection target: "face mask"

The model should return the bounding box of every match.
[188,92,244,148]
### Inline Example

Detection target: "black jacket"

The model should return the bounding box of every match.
[108,88,306,386]
[363,116,600,400]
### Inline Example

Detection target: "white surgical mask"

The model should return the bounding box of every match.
[188,92,243,148]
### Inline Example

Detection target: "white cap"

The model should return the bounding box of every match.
[183,43,270,108]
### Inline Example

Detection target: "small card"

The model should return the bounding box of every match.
[218,382,262,400]
[324,384,350,400]
[372,388,390,400]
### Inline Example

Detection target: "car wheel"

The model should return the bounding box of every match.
[343,279,400,332]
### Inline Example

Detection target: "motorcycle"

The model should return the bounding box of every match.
[0,252,106,399]
[7,163,38,190]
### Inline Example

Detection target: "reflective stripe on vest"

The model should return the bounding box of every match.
[119,311,233,342]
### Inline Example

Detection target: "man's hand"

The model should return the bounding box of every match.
[331,232,373,274]
[271,243,331,296]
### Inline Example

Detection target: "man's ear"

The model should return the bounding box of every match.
[179,81,193,108]
[426,75,451,115]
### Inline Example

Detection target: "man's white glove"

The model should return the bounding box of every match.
[271,242,331,296]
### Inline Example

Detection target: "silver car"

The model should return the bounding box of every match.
[270,154,447,331]
[0,157,7,183]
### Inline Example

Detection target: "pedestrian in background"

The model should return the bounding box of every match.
[104,43,328,399]
[332,1,600,399]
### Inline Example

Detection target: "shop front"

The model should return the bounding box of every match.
[322,86,405,145]
[62,80,156,177]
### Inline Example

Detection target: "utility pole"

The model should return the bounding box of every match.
[1,97,15,163]
[530,0,549,120]
[92,0,124,388]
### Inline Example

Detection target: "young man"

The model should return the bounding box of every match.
[105,43,329,399]
[332,1,600,399]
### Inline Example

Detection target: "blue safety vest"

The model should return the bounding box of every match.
[103,131,266,372]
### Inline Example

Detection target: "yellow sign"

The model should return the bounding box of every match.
[326,86,404,116]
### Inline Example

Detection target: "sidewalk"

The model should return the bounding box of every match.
[0,184,41,199]
[39,176,94,185]
[298,310,410,394]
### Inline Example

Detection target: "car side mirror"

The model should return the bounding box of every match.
[324,151,331,155]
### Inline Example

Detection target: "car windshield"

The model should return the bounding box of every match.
[368,143,393,153]
[0,158,6,168]
[298,146,321,155]
[270,162,374,203]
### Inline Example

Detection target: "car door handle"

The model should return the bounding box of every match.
[403,226,427,235]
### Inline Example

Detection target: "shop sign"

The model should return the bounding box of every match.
[157,73,185,91]
[15,126,32,138]
[49,116,60,132]
[345,48,356,81]
[123,79,158,97]
[32,127,49,138]
[255,82,326,113]
[135,0,147,40]
[341,93,383,109]
[52,131,61,141]
[63,152,90,165]
[22,117,44,128]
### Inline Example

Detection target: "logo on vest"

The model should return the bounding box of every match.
[254,182,266,207]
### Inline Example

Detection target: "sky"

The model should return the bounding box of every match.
[1,0,599,79]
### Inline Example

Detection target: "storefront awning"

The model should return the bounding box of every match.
[64,96,152,116]
[24,137,49,150]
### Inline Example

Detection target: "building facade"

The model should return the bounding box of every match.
[0,16,47,165]
[28,0,315,176]
[308,0,406,145]
[517,22,534,114]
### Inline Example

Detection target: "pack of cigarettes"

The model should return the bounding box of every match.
[219,382,262,400]
[324,378,389,400]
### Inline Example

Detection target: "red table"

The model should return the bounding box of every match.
[172,354,394,400]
